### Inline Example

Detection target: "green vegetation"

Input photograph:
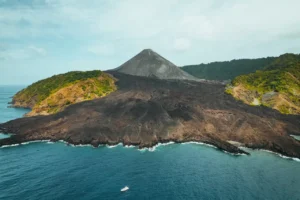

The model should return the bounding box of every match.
[14,70,103,106]
[228,54,300,114]
[181,57,275,80]
[13,70,117,115]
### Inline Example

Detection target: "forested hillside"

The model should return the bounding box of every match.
[12,70,117,116]
[226,54,300,114]
[181,57,275,80]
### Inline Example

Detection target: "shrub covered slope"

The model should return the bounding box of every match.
[12,70,116,116]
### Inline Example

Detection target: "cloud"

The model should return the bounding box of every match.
[173,38,191,52]
[1,0,300,43]
[87,44,115,56]
[280,32,300,40]
[1,0,300,85]
[0,0,48,8]
[28,45,47,55]
[0,45,47,60]
[176,16,215,40]
[0,49,30,59]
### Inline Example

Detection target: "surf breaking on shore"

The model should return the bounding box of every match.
[1,138,299,162]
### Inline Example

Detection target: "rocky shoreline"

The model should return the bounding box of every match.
[2,134,300,161]
[0,133,249,154]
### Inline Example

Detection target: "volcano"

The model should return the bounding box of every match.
[0,50,300,158]
[115,49,197,80]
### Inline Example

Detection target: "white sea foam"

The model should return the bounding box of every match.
[20,140,50,145]
[261,150,300,162]
[148,146,156,152]
[76,144,93,147]
[240,147,300,162]
[124,145,135,148]
[183,141,245,155]
[292,158,300,162]
[1,138,298,162]
[138,148,146,152]
[20,142,30,145]
[138,146,155,152]
[159,141,175,146]
[138,141,175,152]
[181,141,217,149]
[106,143,122,148]
[66,144,94,147]
[1,140,53,148]
[1,144,20,148]
[67,143,93,148]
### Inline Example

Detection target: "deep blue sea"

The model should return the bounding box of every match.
[0,86,299,200]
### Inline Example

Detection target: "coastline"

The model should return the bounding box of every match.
[228,140,300,162]
[0,132,249,155]
[1,137,299,162]
[1,71,300,162]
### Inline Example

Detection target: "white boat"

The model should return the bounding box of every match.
[121,186,129,192]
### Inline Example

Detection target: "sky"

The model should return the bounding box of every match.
[1,0,300,85]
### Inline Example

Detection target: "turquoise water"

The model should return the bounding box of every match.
[0,86,30,123]
[0,86,300,200]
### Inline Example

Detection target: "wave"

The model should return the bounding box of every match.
[181,141,217,149]
[183,141,248,156]
[106,143,122,148]
[138,141,175,152]
[124,145,135,148]
[68,144,94,148]
[1,139,299,162]
[0,140,51,148]
[260,149,300,162]
[1,144,20,148]
[240,147,300,162]
[58,140,68,144]
[75,144,93,147]
[21,140,50,145]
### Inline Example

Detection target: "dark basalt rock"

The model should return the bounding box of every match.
[0,72,300,158]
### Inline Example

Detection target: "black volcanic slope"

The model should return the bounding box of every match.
[0,71,300,158]
[115,49,197,80]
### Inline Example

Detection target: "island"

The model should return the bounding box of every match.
[0,49,300,158]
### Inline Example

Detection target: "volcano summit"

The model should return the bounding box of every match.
[0,50,300,158]
[115,49,197,80]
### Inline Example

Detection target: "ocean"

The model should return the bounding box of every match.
[0,86,299,200]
